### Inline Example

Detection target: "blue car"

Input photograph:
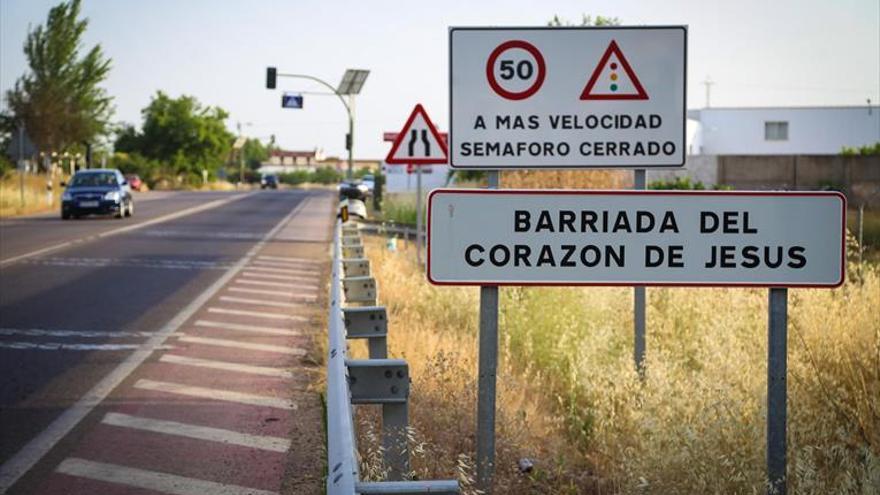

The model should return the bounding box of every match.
[61,169,134,220]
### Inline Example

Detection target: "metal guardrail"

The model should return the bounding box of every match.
[327,220,460,495]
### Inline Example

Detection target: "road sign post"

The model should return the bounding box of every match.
[476,171,500,493]
[767,287,788,494]
[633,169,646,377]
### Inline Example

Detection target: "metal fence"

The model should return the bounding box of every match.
[326,219,460,494]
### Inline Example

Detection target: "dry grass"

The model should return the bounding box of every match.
[354,236,880,494]
[0,173,65,218]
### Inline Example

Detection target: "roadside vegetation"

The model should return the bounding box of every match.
[354,233,879,494]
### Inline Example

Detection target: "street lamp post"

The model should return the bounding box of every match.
[266,68,369,179]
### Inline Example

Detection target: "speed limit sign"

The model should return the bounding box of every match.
[449,26,687,169]
[485,40,546,100]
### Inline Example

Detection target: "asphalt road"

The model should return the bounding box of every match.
[0,189,333,494]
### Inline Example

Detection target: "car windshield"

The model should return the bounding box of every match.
[70,172,118,187]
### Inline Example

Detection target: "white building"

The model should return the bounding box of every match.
[688,105,879,155]
[382,163,451,193]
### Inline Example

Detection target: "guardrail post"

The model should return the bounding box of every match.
[382,403,409,480]
[343,276,377,305]
[344,306,388,359]
[347,359,411,479]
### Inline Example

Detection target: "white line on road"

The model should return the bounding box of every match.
[240,271,315,282]
[218,296,303,309]
[244,265,319,276]
[55,458,279,495]
[234,279,319,290]
[0,328,161,338]
[134,379,297,410]
[178,336,306,356]
[0,194,312,493]
[0,342,174,351]
[102,412,290,452]
[258,255,322,265]
[0,193,254,267]
[227,286,303,298]
[160,354,294,378]
[194,320,300,336]
[250,260,322,270]
[207,307,308,322]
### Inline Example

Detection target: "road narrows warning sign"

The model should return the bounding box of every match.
[580,40,648,100]
[386,104,449,164]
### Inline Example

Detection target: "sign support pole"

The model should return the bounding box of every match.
[476,170,500,494]
[633,169,647,377]
[767,287,788,494]
[415,165,423,265]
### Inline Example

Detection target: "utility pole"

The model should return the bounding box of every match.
[265,68,368,180]
[703,76,714,108]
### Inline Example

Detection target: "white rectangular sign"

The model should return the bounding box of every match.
[449,27,687,169]
[428,190,846,287]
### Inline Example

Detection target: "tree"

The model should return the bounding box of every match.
[115,91,233,181]
[2,0,113,160]
[241,138,269,170]
[548,14,620,26]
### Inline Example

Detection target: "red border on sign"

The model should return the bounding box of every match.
[426,189,847,288]
[485,40,547,101]
[580,40,649,101]
[385,104,449,165]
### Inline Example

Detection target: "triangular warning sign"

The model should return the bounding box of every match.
[580,40,648,101]
[386,104,448,164]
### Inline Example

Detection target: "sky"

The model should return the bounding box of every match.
[1,0,878,159]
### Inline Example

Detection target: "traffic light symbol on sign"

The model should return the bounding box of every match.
[580,40,648,101]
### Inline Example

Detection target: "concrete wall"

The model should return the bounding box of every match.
[693,106,880,155]
[647,155,718,186]
[717,155,880,206]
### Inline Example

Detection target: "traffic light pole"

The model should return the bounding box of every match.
[275,72,355,179]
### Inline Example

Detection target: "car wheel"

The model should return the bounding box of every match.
[61,211,70,220]
[126,201,134,217]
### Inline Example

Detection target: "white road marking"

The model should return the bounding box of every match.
[142,230,263,240]
[0,193,254,267]
[20,257,234,271]
[258,255,322,265]
[250,260,321,271]
[102,412,290,452]
[0,342,173,351]
[178,336,306,356]
[241,271,315,282]
[194,320,300,336]
[207,307,307,322]
[55,458,279,495]
[218,296,302,309]
[235,279,319,291]
[134,379,297,410]
[0,328,160,338]
[227,286,302,298]
[0,194,312,492]
[244,265,318,276]
[160,354,294,378]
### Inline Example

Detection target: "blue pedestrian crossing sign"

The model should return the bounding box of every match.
[282,93,304,109]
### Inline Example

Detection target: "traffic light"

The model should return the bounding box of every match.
[266,67,277,89]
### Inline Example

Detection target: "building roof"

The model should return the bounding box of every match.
[270,149,318,158]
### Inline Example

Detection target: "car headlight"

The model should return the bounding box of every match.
[62,191,73,201]
[104,191,120,201]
